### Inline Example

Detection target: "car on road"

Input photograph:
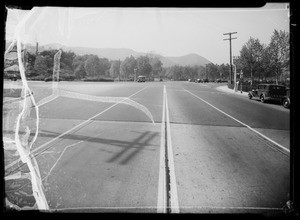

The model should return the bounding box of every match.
[203,78,209,83]
[282,88,290,109]
[248,84,287,104]
[195,79,202,83]
[8,74,18,81]
[137,75,146,82]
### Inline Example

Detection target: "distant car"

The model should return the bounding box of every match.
[215,79,222,83]
[203,78,209,83]
[9,74,18,81]
[282,88,290,109]
[137,75,146,82]
[188,79,193,82]
[248,84,287,104]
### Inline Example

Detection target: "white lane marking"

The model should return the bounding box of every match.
[166,206,284,212]
[184,89,290,154]
[50,205,283,212]
[165,86,180,213]
[32,85,151,155]
[157,85,167,213]
[5,86,150,170]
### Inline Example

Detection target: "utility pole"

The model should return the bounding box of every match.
[223,32,237,85]
[118,59,121,81]
[205,64,207,81]
[36,42,39,56]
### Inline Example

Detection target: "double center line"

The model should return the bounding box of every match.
[157,85,179,213]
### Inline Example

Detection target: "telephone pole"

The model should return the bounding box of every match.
[118,59,121,81]
[223,32,237,84]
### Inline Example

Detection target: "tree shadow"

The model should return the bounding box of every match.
[4,128,159,166]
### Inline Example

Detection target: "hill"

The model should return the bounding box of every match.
[6,42,212,67]
[167,53,211,67]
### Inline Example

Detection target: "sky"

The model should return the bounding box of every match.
[5,3,290,64]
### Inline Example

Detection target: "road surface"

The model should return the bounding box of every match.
[3,80,290,214]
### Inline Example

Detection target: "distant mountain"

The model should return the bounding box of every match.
[167,53,211,67]
[11,42,212,67]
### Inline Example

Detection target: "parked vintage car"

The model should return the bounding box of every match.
[8,74,18,81]
[248,84,287,104]
[137,75,146,82]
[282,88,290,108]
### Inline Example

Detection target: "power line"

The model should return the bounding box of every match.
[223,32,237,84]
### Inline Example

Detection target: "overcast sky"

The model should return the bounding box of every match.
[6,3,289,64]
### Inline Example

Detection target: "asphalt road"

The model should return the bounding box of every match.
[3,80,290,214]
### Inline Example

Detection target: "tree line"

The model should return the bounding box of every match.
[6,29,288,83]
[234,29,289,84]
[162,29,289,83]
[163,63,231,81]
[20,49,229,82]
[19,49,164,81]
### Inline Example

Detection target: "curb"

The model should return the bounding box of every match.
[215,86,248,97]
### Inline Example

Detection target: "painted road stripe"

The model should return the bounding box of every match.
[157,85,180,213]
[32,85,151,155]
[5,86,150,170]
[165,86,180,213]
[184,89,290,154]
[51,206,283,212]
[157,85,167,213]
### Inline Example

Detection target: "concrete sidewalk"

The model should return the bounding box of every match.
[215,85,249,97]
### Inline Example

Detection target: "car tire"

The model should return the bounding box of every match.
[283,98,290,108]
[248,94,252,99]
[260,94,265,103]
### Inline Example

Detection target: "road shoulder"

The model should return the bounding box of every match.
[215,85,248,97]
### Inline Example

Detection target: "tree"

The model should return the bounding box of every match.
[165,65,183,80]
[39,50,57,75]
[206,63,220,80]
[164,67,173,80]
[136,56,152,79]
[268,30,289,83]
[109,60,121,80]
[160,68,166,79]
[218,64,230,80]
[260,46,276,80]
[149,56,163,79]
[98,58,111,76]
[239,37,265,84]
[24,51,36,77]
[120,56,137,80]
[74,62,87,79]
[34,55,48,76]
[72,55,87,79]
[61,50,76,71]
[84,55,101,77]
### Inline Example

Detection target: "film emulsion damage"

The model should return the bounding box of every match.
[3,7,154,211]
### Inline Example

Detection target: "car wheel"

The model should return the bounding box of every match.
[248,94,252,99]
[283,98,290,108]
[260,94,265,103]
